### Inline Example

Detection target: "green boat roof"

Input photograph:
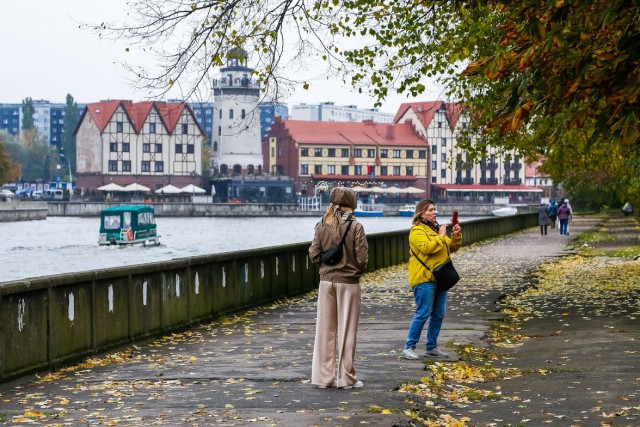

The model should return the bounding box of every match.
[101,205,155,214]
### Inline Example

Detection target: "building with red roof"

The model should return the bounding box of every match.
[263,117,429,196]
[74,100,206,193]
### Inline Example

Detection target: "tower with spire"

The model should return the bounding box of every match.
[211,48,263,176]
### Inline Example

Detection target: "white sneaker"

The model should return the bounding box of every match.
[340,380,363,389]
[401,348,419,360]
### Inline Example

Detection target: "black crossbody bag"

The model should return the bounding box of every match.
[410,244,460,292]
[321,217,353,265]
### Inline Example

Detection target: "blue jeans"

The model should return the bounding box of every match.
[559,219,569,235]
[404,282,448,351]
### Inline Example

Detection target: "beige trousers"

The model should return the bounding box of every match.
[311,280,361,388]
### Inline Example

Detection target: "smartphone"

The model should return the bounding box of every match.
[451,210,459,227]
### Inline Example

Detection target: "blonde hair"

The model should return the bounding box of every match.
[412,199,436,225]
[323,204,353,230]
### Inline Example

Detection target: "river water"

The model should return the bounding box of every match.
[0,214,479,284]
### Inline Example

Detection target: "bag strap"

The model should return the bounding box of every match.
[339,214,353,244]
[409,225,450,272]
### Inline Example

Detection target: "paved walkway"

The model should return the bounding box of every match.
[1,214,639,426]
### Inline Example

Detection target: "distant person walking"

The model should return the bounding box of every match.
[558,201,572,236]
[622,202,634,217]
[308,187,369,390]
[401,199,463,361]
[548,200,558,228]
[538,202,550,236]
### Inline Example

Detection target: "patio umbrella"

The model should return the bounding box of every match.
[97,183,126,192]
[403,186,426,194]
[369,186,388,193]
[155,184,182,195]
[350,185,369,192]
[180,184,206,194]
[123,183,150,192]
[385,187,403,194]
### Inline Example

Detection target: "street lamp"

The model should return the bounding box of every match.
[59,153,73,186]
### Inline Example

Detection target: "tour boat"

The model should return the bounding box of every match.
[398,204,417,217]
[353,202,384,217]
[98,205,160,246]
[491,206,518,217]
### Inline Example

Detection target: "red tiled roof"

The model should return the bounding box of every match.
[279,119,426,147]
[445,102,465,129]
[311,174,417,181]
[393,101,444,129]
[81,100,188,134]
[433,184,543,192]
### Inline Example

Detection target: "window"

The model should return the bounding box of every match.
[441,169,447,178]
[122,161,131,172]
[380,165,387,175]
[393,166,401,175]
[393,150,401,158]
[341,148,349,157]
[155,161,164,172]
[149,123,156,134]
[122,143,130,152]
[218,126,221,136]
[110,143,117,152]
[380,149,388,158]
[314,148,322,156]
[367,149,375,158]
[341,165,349,175]
[328,148,336,157]
[438,121,442,128]
[155,144,163,153]
[229,109,234,119]
[431,145,437,154]
[314,165,322,174]
[141,161,150,172]
[116,122,123,133]
[108,160,118,171]
[432,161,437,169]
[271,147,275,156]
[354,148,362,157]
[406,166,413,175]
[441,153,446,162]
[406,150,413,159]
[441,138,446,146]
[301,148,309,157]
[143,143,150,153]
[182,124,188,134]
[187,144,194,154]
[176,144,183,154]
[328,165,336,175]
[219,109,223,119]
[300,164,309,174]
[419,150,427,159]
[241,109,246,119]
[354,165,362,175]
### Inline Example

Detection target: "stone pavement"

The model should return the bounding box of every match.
[1,214,638,426]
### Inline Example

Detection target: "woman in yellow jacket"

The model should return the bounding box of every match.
[402,199,462,360]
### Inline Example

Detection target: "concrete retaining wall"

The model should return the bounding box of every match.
[0,200,48,222]
[0,213,536,382]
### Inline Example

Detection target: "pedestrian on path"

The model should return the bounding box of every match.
[308,187,369,389]
[402,199,463,361]
[558,201,572,236]
[548,199,558,228]
[538,202,550,236]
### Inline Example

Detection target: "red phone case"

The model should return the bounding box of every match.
[451,210,459,227]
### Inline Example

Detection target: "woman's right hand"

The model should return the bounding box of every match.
[439,224,447,236]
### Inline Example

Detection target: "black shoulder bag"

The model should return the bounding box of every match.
[410,243,460,292]
[321,217,353,265]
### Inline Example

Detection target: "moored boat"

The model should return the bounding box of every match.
[398,204,417,217]
[98,205,160,246]
[492,206,518,217]
[353,202,384,217]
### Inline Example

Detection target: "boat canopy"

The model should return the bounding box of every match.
[99,205,156,234]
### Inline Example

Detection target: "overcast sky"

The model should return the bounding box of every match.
[1,1,445,114]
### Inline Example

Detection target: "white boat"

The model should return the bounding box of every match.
[354,202,384,217]
[398,204,416,217]
[492,206,518,217]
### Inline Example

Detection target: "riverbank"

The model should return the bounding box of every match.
[1,213,636,426]
[0,200,47,222]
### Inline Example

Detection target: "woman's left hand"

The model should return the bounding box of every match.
[452,224,462,237]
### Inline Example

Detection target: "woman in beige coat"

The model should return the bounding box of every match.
[308,187,369,389]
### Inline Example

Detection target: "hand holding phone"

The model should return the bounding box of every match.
[451,210,459,227]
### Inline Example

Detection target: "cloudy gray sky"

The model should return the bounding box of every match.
[1,1,443,114]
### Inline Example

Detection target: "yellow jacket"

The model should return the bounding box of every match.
[408,223,462,288]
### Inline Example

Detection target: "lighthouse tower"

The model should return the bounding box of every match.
[211,48,263,175]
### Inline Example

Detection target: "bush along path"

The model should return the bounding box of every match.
[398,213,640,427]
[0,213,638,426]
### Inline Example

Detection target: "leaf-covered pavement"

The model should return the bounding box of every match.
[0,214,638,426]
